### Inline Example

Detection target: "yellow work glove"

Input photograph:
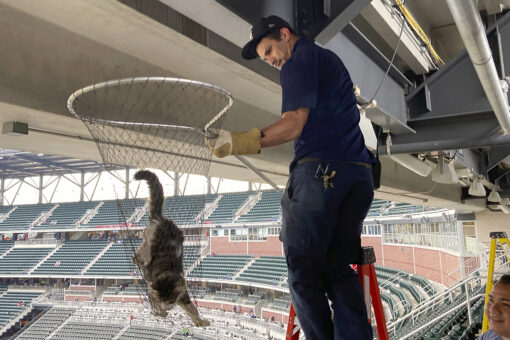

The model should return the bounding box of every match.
[207,128,261,158]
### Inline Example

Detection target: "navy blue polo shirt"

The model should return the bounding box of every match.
[280,38,376,170]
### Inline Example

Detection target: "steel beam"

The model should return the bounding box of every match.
[315,0,373,44]
[488,146,510,171]
[324,24,414,134]
[406,11,510,122]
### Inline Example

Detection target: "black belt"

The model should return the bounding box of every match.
[296,157,372,170]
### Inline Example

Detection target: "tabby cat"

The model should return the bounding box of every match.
[133,170,209,327]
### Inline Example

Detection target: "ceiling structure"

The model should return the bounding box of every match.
[0,0,509,213]
[0,150,111,179]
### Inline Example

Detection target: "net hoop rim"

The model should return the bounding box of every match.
[67,76,233,133]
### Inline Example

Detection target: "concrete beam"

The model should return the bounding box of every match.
[360,0,432,74]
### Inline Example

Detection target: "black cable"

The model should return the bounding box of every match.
[369,1,406,103]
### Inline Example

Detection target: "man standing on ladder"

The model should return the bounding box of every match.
[208,15,376,340]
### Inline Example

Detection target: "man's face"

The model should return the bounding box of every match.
[486,282,510,338]
[256,30,292,70]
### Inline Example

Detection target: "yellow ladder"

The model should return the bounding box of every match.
[482,231,510,332]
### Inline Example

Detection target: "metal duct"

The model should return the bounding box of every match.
[445,0,510,134]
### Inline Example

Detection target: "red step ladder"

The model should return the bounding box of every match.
[285,246,389,340]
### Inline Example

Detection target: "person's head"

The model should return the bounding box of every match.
[241,15,298,70]
[486,274,510,339]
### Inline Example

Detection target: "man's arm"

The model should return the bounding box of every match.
[206,107,309,158]
[261,107,309,148]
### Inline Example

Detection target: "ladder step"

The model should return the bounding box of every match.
[286,246,388,340]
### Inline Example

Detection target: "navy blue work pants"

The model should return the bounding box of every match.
[280,161,374,340]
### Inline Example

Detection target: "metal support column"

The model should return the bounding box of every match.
[38,174,43,204]
[457,221,466,279]
[125,168,130,199]
[0,177,3,205]
[80,171,85,202]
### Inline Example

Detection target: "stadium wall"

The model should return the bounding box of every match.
[210,233,464,286]
[210,235,283,257]
[361,236,464,286]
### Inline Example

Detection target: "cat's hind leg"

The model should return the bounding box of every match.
[177,290,210,327]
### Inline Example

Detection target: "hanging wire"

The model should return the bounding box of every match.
[393,0,445,67]
[369,1,407,103]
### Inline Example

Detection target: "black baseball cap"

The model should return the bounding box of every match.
[241,15,293,60]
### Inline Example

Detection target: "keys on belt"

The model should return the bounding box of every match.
[314,161,336,191]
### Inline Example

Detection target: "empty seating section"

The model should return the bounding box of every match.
[0,203,53,231]
[380,292,398,321]
[35,201,98,229]
[121,284,145,295]
[237,190,282,223]
[396,287,485,339]
[207,192,253,223]
[183,245,201,270]
[214,288,240,302]
[15,307,75,339]
[171,334,214,340]
[85,200,143,227]
[367,199,440,217]
[103,285,121,295]
[51,321,123,340]
[188,255,253,280]
[162,194,215,225]
[189,287,206,299]
[246,293,262,304]
[118,325,171,340]
[375,265,435,318]
[400,280,426,303]
[0,194,444,233]
[0,241,14,256]
[32,239,108,275]
[387,285,412,314]
[0,291,41,328]
[271,295,291,311]
[367,199,386,216]
[0,248,52,274]
[238,256,287,286]
[411,274,437,296]
[103,284,146,296]
[85,239,142,276]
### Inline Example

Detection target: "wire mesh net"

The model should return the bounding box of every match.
[68,77,232,324]
[68,77,231,175]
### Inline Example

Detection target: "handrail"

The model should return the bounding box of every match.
[398,293,484,340]
[445,253,482,286]
[387,251,510,334]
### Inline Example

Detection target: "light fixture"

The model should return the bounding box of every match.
[386,135,432,177]
[500,197,510,205]
[488,187,501,203]
[468,177,486,197]
[498,204,510,214]
[431,154,458,184]
[2,121,28,136]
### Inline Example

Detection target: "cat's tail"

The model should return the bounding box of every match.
[134,170,164,218]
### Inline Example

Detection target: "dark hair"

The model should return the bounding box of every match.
[266,27,297,41]
[496,273,510,285]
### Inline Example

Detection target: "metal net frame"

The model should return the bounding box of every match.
[67,76,233,324]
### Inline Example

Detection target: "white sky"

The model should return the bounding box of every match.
[1,169,274,206]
